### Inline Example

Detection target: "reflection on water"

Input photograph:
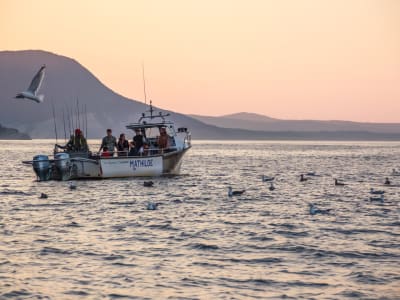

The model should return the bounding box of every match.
[0,140,399,299]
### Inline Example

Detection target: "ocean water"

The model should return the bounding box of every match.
[0,140,399,299]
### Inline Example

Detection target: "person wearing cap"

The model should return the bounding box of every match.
[59,128,88,152]
[99,128,117,156]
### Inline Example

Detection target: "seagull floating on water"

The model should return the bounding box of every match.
[391,169,400,176]
[300,174,308,182]
[146,202,159,210]
[369,194,384,202]
[143,181,154,187]
[334,178,345,186]
[69,182,77,190]
[269,182,275,191]
[262,175,274,182]
[370,188,385,195]
[15,65,46,103]
[309,203,331,215]
[228,187,245,197]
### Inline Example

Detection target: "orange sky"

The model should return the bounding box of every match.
[1,0,399,122]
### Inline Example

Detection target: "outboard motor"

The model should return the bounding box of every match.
[54,153,71,180]
[32,155,51,181]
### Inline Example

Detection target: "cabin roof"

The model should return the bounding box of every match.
[126,122,174,130]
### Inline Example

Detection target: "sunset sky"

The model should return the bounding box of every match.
[1,0,399,122]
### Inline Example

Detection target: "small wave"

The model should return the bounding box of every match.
[270,223,297,229]
[112,225,126,231]
[248,236,274,242]
[0,260,10,266]
[286,280,329,287]
[269,244,400,260]
[0,189,31,196]
[147,223,179,231]
[192,261,224,268]
[1,289,31,297]
[189,243,219,250]
[64,290,89,296]
[103,254,125,261]
[40,246,72,256]
[350,272,388,284]
[338,290,366,298]
[324,228,391,235]
[109,201,136,205]
[367,240,400,249]
[222,257,283,264]
[273,230,309,237]
[219,277,277,287]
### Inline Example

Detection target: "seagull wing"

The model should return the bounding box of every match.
[27,65,46,95]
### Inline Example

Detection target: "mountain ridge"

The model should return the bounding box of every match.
[1,50,400,141]
[189,113,400,133]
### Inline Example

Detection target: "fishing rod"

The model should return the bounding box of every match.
[66,104,72,136]
[70,103,75,131]
[51,98,58,144]
[84,104,88,139]
[62,110,67,142]
[76,97,81,130]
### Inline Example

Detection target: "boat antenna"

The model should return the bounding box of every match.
[142,62,147,105]
[51,98,58,144]
[149,99,153,118]
[62,110,67,142]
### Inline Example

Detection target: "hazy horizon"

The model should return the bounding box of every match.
[1,0,400,122]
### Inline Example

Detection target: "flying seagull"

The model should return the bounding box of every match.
[15,64,46,103]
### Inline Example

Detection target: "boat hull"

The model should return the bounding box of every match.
[34,147,190,181]
[100,156,163,177]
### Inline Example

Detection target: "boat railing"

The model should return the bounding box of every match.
[95,147,179,158]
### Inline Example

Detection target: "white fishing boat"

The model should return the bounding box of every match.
[25,103,191,181]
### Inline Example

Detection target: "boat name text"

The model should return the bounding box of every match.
[130,159,153,170]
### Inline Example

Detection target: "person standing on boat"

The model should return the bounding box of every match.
[117,133,130,156]
[157,127,169,153]
[129,129,146,156]
[99,128,117,156]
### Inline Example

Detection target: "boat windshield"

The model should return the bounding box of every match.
[144,126,174,139]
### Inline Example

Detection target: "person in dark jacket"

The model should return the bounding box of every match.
[129,129,146,156]
[117,133,130,156]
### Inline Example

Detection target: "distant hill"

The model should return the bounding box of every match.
[0,124,30,140]
[0,50,237,139]
[190,112,400,133]
[1,50,400,141]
